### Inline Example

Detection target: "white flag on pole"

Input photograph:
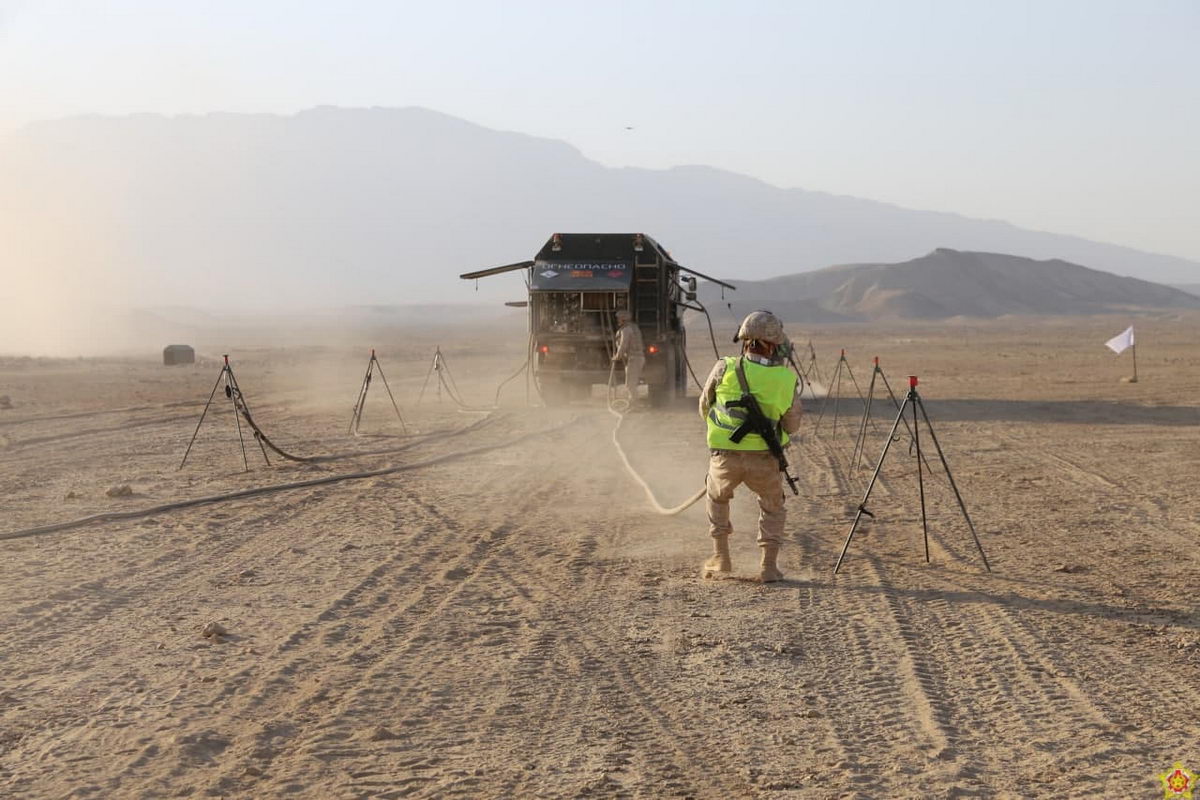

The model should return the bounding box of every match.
[1105,325,1135,354]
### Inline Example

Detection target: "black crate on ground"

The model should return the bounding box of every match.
[162,344,195,366]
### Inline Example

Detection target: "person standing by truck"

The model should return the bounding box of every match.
[612,309,645,403]
[700,310,803,582]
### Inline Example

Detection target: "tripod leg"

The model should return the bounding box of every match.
[438,366,458,406]
[373,358,408,433]
[179,366,226,470]
[843,362,877,434]
[799,358,816,400]
[357,360,374,432]
[852,368,878,470]
[349,358,372,435]
[808,346,824,386]
[442,362,467,406]
[228,367,257,417]
[441,354,465,404]
[227,373,250,471]
[915,394,992,572]
[417,355,437,405]
[835,393,912,574]
[225,370,266,465]
[914,394,929,562]
[813,361,829,430]
[814,358,841,433]
[832,358,844,441]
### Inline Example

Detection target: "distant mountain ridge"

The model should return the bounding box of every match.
[2,106,1198,312]
[699,249,1200,322]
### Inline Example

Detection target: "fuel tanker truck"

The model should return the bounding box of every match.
[461,233,735,405]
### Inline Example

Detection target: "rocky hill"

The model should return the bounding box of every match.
[699,249,1200,322]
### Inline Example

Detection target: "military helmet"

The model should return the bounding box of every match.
[735,310,786,345]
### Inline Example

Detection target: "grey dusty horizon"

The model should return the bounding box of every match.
[3,106,1198,356]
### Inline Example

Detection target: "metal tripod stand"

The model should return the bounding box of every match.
[849,357,931,473]
[813,349,868,440]
[834,375,991,574]
[417,347,467,406]
[348,349,408,435]
[179,355,271,471]
[800,340,823,389]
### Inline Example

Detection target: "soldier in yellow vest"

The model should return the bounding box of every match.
[700,311,803,582]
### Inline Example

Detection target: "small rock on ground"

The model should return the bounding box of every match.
[367,726,399,741]
[201,621,227,639]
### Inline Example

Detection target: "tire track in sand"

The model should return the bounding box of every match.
[0,483,368,794]
[312,427,748,799]
[303,482,584,799]
[848,556,1158,794]
[490,569,749,799]
[0,487,338,654]
[193,477,566,798]
[928,566,1198,788]
[795,558,960,794]
[72,471,513,798]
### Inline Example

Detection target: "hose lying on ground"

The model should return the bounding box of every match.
[606,362,705,516]
[1,417,573,542]
[225,377,497,465]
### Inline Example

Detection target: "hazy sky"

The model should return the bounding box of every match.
[1,0,1196,261]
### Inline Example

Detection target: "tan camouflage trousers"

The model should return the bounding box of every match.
[705,449,786,546]
[622,356,644,398]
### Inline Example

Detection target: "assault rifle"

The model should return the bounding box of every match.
[726,357,800,495]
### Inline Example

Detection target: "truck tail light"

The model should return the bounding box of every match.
[647,345,659,354]
[539,345,550,354]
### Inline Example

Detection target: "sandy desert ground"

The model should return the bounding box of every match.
[2,313,1199,799]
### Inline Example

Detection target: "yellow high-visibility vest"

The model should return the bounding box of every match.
[706,356,797,450]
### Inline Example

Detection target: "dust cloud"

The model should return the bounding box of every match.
[0,182,141,356]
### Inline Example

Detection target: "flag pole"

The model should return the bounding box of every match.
[1131,342,1138,383]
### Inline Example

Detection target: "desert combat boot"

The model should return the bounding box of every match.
[703,535,732,575]
[759,544,783,582]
